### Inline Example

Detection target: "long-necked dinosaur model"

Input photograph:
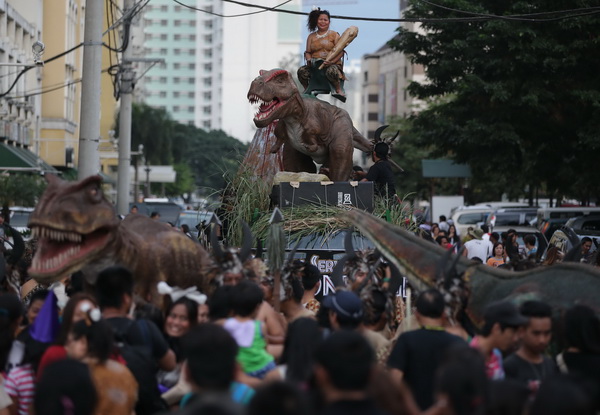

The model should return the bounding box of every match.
[27,175,214,303]
[247,68,372,181]
[342,209,600,326]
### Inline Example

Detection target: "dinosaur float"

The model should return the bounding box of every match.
[342,209,600,326]
[27,174,214,303]
[247,68,372,181]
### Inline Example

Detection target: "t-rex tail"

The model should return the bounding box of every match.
[352,127,373,152]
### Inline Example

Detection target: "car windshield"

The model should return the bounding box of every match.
[177,211,214,228]
[457,212,489,224]
[10,211,31,227]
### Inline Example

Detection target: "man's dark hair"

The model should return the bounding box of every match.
[314,330,374,391]
[28,289,49,307]
[150,211,160,218]
[290,277,304,303]
[520,300,552,321]
[208,285,233,321]
[374,142,389,159]
[70,319,114,362]
[230,280,263,317]
[248,381,310,415]
[35,359,97,415]
[440,215,447,222]
[524,234,537,246]
[94,266,134,309]
[416,289,445,318]
[183,324,238,390]
[481,224,489,234]
[301,264,321,291]
[581,236,592,244]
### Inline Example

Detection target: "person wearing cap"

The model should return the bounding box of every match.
[387,289,466,411]
[322,290,364,331]
[358,142,397,201]
[462,227,493,262]
[470,301,527,380]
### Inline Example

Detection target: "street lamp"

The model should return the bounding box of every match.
[32,41,45,65]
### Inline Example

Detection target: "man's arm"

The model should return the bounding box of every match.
[388,367,404,384]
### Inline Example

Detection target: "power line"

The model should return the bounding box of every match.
[9,68,111,99]
[175,0,600,23]
[171,0,293,18]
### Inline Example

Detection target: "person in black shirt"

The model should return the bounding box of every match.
[504,301,557,392]
[359,142,397,201]
[387,289,466,411]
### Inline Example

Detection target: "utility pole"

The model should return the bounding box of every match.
[77,0,104,179]
[116,0,135,216]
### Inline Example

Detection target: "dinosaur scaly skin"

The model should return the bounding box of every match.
[247,68,372,181]
[28,175,213,302]
[342,209,600,326]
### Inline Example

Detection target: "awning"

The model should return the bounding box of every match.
[0,142,59,173]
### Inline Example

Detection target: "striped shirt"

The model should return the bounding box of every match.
[5,364,35,415]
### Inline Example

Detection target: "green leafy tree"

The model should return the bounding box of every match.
[0,174,45,221]
[391,0,600,204]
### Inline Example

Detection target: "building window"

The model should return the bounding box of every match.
[204,20,213,29]
[203,121,211,129]
[174,5,181,11]
[160,5,168,11]
[204,35,212,43]
[173,91,180,98]
[203,92,211,100]
[144,33,153,41]
[188,63,196,70]
[160,20,167,26]
[173,106,180,112]
[368,112,378,121]
[174,77,180,83]
[174,34,181,41]
[174,48,181,55]
[160,34,167,40]
[188,92,195,98]
[404,90,408,101]
[173,63,181,69]
[160,48,167,55]
[404,66,408,78]
[203,106,211,114]
[188,49,196,55]
[159,91,167,98]
[189,35,196,41]
[188,106,195,113]
[368,94,378,103]
[159,77,167,83]
[203,77,212,86]
[188,77,195,84]
[204,49,212,58]
[174,20,182,26]
[188,20,196,26]
[364,71,368,82]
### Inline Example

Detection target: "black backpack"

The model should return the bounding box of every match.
[110,319,167,415]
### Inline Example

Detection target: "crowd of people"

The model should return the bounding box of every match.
[1,238,599,415]
[420,215,600,268]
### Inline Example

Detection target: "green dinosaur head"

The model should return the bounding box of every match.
[28,174,119,283]
[247,68,299,128]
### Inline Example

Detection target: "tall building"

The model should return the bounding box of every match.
[139,0,198,126]
[0,0,49,172]
[137,0,303,142]
[360,1,425,140]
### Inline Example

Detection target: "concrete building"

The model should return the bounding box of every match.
[0,0,48,172]
[137,0,303,142]
[360,2,426,141]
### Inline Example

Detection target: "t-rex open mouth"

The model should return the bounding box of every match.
[248,94,286,121]
[29,225,112,276]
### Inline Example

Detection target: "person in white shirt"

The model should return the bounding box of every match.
[463,228,494,262]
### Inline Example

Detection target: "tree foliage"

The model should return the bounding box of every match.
[391,0,600,204]
[118,103,248,197]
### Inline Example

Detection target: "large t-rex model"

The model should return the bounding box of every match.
[247,68,372,181]
[27,175,214,303]
[342,209,600,327]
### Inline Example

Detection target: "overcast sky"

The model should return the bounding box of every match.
[300,0,401,61]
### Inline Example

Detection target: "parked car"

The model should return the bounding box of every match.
[546,215,600,260]
[486,207,539,230]
[536,207,600,239]
[2,207,33,250]
[493,226,548,262]
[451,207,493,238]
[130,201,182,225]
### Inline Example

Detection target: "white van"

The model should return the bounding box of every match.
[451,207,493,238]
